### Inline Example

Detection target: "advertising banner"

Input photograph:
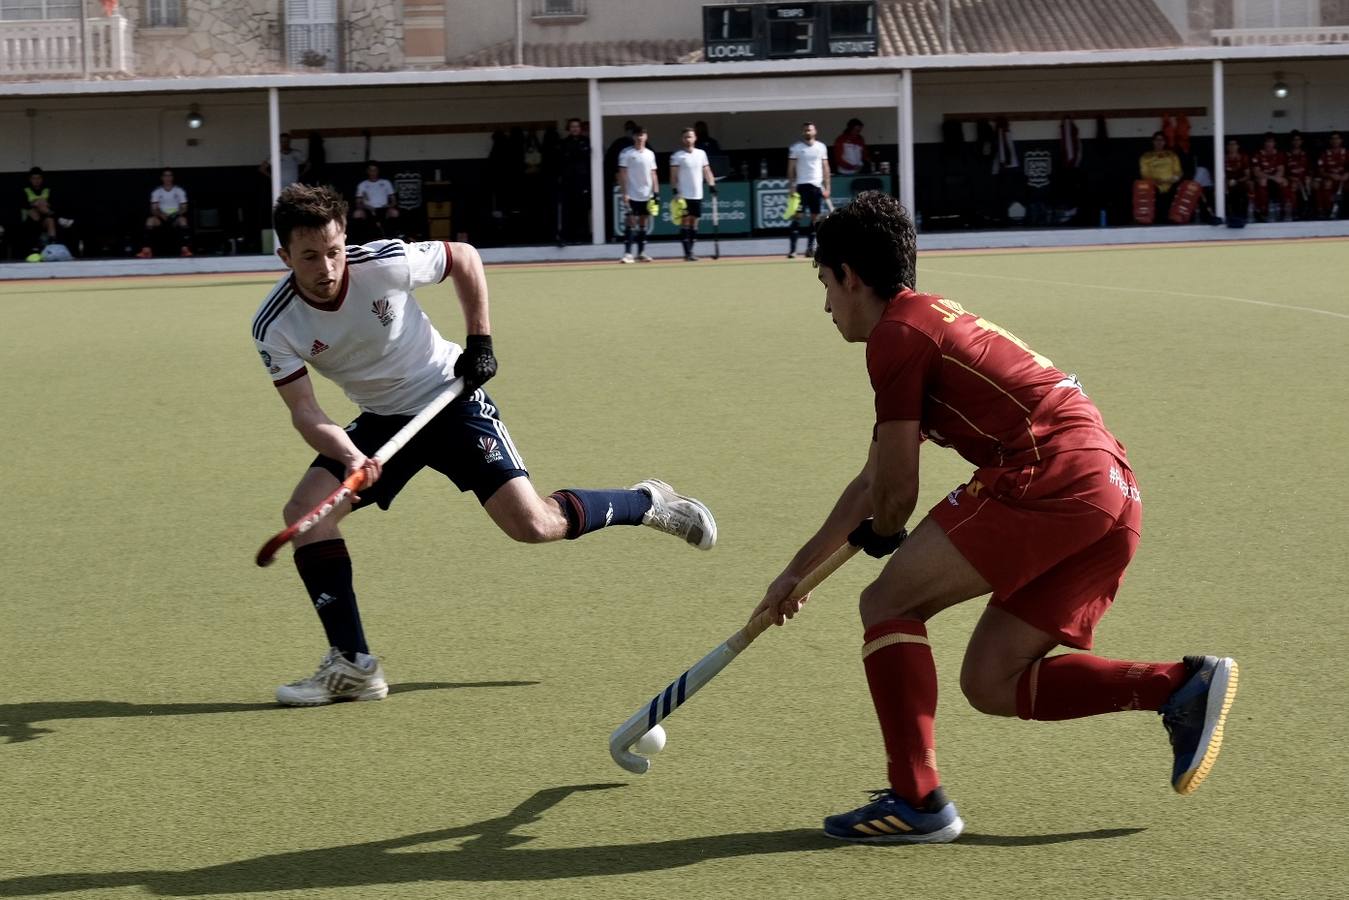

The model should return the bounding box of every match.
[612,183,752,238]
[753,174,893,230]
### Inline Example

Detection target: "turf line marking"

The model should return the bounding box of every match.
[922,268,1349,321]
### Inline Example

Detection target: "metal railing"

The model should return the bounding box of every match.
[1212,26,1349,45]
[0,14,132,78]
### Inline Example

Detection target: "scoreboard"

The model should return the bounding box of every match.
[703,2,878,61]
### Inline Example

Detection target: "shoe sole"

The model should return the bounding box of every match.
[275,681,390,707]
[824,816,964,844]
[1174,658,1238,795]
[643,479,718,550]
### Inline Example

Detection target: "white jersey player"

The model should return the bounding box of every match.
[786,122,832,259]
[616,126,659,263]
[254,184,719,707]
[668,127,717,262]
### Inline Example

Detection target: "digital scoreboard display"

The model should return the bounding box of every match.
[703,1,877,61]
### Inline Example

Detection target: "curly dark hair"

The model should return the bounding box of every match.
[813,191,916,297]
[273,183,348,249]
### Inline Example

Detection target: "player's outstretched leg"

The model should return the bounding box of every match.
[1159,655,1239,795]
[632,479,717,550]
[276,647,388,706]
[823,788,964,844]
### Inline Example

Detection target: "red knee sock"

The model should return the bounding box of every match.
[862,619,942,807]
[1016,654,1187,721]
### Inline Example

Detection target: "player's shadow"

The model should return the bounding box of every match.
[960,827,1145,846]
[0,783,1148,897]
[0,681,538,745]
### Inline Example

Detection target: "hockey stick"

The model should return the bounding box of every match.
[711,192,721,260]
[609,540,861,774]
[255,377,467,567]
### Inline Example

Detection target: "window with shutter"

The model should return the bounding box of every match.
[287,0,339,71]
[0,0,82,20]
[144,0,184,27]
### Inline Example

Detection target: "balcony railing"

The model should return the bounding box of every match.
[0,14,133,79]
[1212,26,1349,45]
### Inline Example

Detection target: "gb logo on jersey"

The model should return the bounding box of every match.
[477,436,503,463]
[371,297,395,327]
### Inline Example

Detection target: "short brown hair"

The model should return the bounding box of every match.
[273,183,347,249]
[814,191,917,297]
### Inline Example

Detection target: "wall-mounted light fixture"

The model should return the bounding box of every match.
[186,104,205,129]
[1272,73,1290,100]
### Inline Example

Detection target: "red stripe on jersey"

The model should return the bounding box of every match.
[274,367,308,388]
[439,241,454,282]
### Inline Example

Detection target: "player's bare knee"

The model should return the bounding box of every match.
[859,581,918,625]
[959,666,1017,717]
[500,512,553,544]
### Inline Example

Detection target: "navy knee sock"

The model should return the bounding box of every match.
[294,539,368,659]
[789,221,799,252]
[623,225,634,254]
[549,488,653,539]
[636,227,646,253]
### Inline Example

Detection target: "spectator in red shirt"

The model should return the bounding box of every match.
[1284,130,1312,219]
[833,118,868,176]
[1250,131,1288,222]
[750,191,1238,845]
[1315,131,1346,219]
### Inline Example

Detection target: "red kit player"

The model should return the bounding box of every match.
[1316,131,1347,219]
[752,191,1238,843]
[1251,131,1288,221]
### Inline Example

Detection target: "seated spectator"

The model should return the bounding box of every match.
[1134,131,1181,223]
[20,166,58,253]
[1284,130,1312,221]
[833,118,868,175]
[351,161,399,240]
[138,167,192,258]
[1315,131,1346,219]
[1250,131,1288,222]
[1224,138,1252,223]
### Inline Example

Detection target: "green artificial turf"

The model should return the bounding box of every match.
[2,240,1346,899]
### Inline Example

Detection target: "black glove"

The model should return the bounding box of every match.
[847,518,907,558]
[455,334,497,392]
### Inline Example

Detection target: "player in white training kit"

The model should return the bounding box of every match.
[253,185,718,706]
[617,126,659,263]
[669,127,717,262]
[352,161,399,240]
[787,122,831,259]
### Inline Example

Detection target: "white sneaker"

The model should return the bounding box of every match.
[621,253,635,264]
[275,648,389,706]
[638,252,654,262]
[632,479,717,550]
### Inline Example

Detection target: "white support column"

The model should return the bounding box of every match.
[1212,60,1226,222]
[899,69,915,221]
[268,87,281,204]
[589,78,605,245]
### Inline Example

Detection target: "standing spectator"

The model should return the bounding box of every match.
[1224,138,1252,223]
[616,125,658,264]
[669,126,716,262]
[19,166,57,253]
[1315,131,1345,219]
[1250,132,1288,222]
[833,118,868,176]
[259,132,310,189]
[786,121,831,259]
[1135,131,1181,223]
[558,117,592,244]
[1284,131,1312,221]
[605,120,638,186]
[138,167,192,258]
[694,121,722,157]
[352,161,400,241]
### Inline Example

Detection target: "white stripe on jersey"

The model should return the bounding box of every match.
[476,393,526,469]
